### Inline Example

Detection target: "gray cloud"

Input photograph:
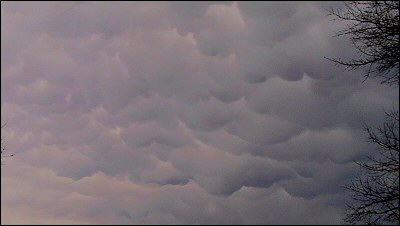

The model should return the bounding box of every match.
[1,1,398,224]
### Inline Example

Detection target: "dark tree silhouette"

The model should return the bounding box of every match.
[327,1,399,225]
[327,1,399,86]
[344,110,399,224]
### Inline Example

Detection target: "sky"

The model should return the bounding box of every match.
[1,1,399,225]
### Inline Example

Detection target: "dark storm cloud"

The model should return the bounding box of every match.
[1,1,398,224]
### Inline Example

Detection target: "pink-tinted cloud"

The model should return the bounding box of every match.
[1,1,398,224]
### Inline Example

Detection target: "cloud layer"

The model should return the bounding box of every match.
[1,1,398,224]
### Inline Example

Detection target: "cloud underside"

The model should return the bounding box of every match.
[1,1,398,224]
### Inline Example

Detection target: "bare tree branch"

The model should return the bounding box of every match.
[327,1,399,86]
[343,110,399,225]
[327,1,399,225]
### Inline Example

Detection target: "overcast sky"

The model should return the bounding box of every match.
[1,1,399,225]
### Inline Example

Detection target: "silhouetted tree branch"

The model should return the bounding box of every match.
[327,1,399,225]
[327,1,399,86]
[343,110,399,225]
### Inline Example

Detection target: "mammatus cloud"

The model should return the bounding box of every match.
[1,1,399,224]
